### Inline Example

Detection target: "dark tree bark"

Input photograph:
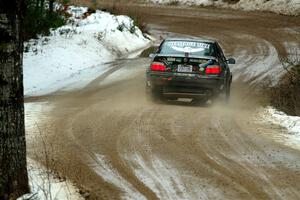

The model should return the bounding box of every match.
[49,0,55,14]
[0,0,29,199]
[40,0,45,12]
[35,0,39,10]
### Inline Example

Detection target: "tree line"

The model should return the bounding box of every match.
[24,0,69,40]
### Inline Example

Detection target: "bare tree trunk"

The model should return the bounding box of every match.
[0,0,29,199]
[40,0,45,12]
[49,0,55,14]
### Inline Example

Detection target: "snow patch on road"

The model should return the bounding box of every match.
[283,41,300,63]
[148,0,300,16]
[127,153,188,200]
[99,60,146,86]
[259,107,300,149]
[231,36,282,84]
[18,158,83,200]
[88,154,146,200]
[23,6,150,97]
[125,153,224,200]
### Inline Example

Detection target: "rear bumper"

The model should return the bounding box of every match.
[147,72,225,97]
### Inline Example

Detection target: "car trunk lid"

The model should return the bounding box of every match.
[153,55,218,75]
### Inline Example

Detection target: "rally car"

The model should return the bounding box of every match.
[146,38,235,103]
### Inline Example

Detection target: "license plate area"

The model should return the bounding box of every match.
[177,65,193,73]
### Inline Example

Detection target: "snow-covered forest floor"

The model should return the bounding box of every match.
[18,158,84,200]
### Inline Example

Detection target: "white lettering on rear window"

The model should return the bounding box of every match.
[165,41,210,53]
[166,41,210,49]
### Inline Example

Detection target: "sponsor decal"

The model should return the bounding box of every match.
[189,59,200,63]
[167,41,210,53]
[172,46,204,53]
[167,57,176,62]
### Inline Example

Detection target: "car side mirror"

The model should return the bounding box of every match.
[227,58,236,64]
[149,53,155,59]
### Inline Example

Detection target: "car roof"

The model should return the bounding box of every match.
[164,37,216,44]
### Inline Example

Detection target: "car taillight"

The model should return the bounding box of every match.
[151,62,166,72]
[205,66,221,74]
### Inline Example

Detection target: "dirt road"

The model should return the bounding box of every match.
[26,5,300,200]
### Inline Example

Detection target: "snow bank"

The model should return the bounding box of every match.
[149,0,213,6]
[230,0,300,16]
[259,107,300,149]
[18,158,83,200]
[23,6,150,97]
[261,107,300,135]
[148,0,300,16]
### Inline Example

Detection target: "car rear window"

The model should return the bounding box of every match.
[160,40,215,57]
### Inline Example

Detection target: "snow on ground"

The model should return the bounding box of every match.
[24,102,84,200]
[22,5,152,198]
[283,41,300,63]
[25,102,52,140]
[23,6,151,97]
[125,153,224,200]
[231,35,283,84]
[99,60,147,87]
[88,154,146,200]
[18,158,83,200]
[126,153,191,199]
[259,107,300,149]
[147,0,300,16]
